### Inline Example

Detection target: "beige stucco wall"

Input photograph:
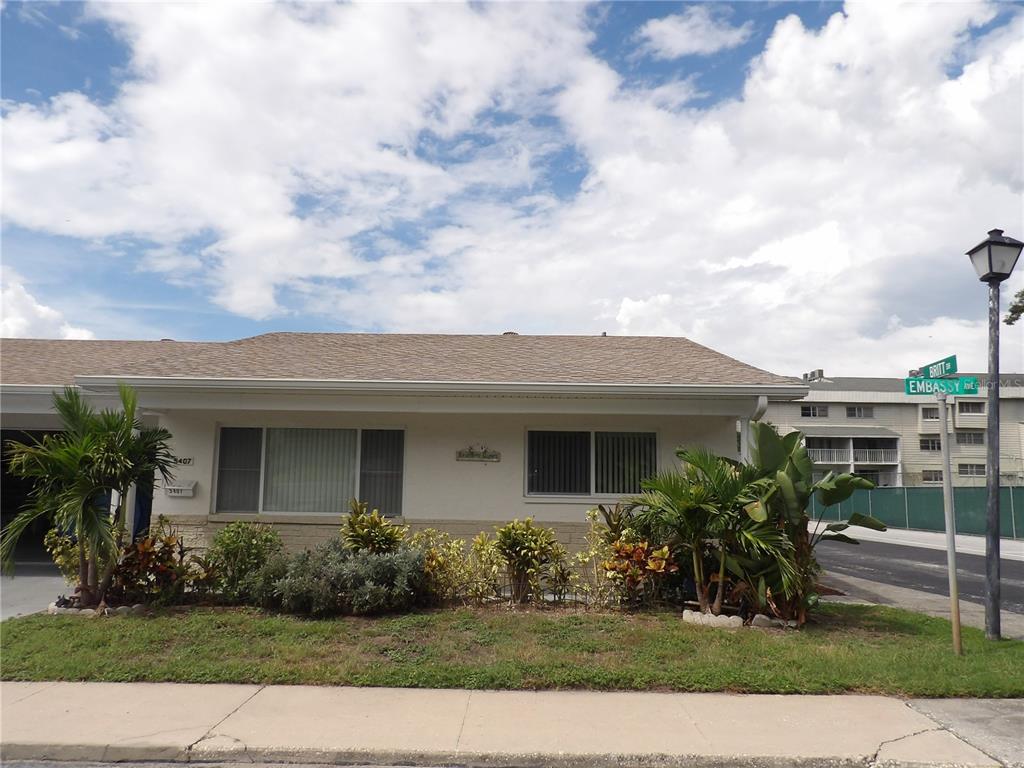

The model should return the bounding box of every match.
[153,408,738,549]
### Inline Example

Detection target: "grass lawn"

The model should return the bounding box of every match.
[2,604,1022,697]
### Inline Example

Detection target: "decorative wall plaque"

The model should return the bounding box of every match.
[456,444,501,462]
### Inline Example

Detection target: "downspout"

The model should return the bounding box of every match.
[740,396,769,462]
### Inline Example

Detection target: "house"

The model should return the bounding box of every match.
[0,332,805,551]
[763,370,1024,488]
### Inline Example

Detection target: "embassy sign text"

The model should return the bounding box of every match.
[904,376,980,396]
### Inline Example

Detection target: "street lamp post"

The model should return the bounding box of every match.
[966,228,1023,641]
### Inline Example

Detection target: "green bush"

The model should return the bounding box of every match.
[342,499,407,554]
[208,522,283,602]
[240,552,289,610]
[494,518,559,603]
[409,528,469,605]
[274,539,425,617]
[43,528,84,586]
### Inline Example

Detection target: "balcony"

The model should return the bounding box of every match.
[808,448,851,464]
[853,448,899,464]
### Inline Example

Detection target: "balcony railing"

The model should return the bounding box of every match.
[808,448,851,464]
[853,449,899,464]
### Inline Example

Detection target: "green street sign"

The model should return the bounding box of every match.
[916,355,958,379]
[905,376,979,396]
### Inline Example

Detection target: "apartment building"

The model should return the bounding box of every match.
[763,372,1024,488]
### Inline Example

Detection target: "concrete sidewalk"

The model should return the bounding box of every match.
[1,682,1019,767]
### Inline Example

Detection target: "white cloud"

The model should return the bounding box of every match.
[0,270,95,339]
[1,1,1022,377]
[636,6,753,59]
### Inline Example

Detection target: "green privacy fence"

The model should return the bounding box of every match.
[808,486,1024,539]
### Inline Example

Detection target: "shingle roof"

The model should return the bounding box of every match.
[1,333,799,388]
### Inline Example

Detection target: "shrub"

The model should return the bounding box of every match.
[342,499,407,554]
[240,552,289,610]
[409,528,469,605]
[602,530,678,607]
[465,532,504,603]
[544,541,574,604]
[109,519,193,605]
[43,528,82,586]
[274,539,425,617]
[494,518,558,603]
[208,521,283,602]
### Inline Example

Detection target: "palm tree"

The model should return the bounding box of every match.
[629,448,795,615]
[1,385,176,606]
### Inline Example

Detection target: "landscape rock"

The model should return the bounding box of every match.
[725,615,744,628]
[116,605,133,616]
[78,609,96,617]
[751,613,774,628]
[131,604,146,615]
[47,602,58,615]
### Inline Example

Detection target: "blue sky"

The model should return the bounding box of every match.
[2,1,1022,375]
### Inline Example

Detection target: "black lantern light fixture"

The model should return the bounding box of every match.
[966,228,1023,283]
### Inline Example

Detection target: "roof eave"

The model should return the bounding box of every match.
[70,375,809,400]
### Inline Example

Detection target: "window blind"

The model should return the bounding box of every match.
[215,427,262,512]
[359,429,404,517]
[527,431,590,494]
[595,432,657,494]
[262,428,357,514]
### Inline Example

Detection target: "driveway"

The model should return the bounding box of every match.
[1,562,68,621]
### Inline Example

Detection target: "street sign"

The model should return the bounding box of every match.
[904,376,979,395]
[917,355,958,379]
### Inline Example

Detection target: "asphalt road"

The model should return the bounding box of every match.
[816,538,1024,615]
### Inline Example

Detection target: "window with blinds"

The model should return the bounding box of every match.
[595,432,657,494]
[214,427,404,515]
[360,430,404,517]
[262,428,357,514]
[527,430,656,496]
[527,431,590,495]
[216,427,263,512]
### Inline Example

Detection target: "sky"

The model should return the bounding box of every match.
[1,0,1022,377]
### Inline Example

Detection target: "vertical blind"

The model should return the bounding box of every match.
[216,428,262,511]
[595,432,657,494]
[527,430,657,495]
[359,430,404,518]
[527,431,591,494]
[262,428,357,514]
[215,427,405,515]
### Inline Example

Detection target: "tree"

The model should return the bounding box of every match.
[1005,287,1024,326]
[1,385,176,606]
[629,448,794,615]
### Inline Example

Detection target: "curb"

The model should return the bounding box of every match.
[0,743,998,768]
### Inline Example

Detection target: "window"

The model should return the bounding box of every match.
[595,432,658,494]
[801,405,829,418]
[360,430,405,516]
[846,406,874,418]
[216,428,263,512]
[526,430,656,496]
[958,464,986,477]
[919,436,941,452]
[958,401,985,415]
[215,427,404,516]
[921,407,939,420]
[955,431,984,446]
[922,469,943,483]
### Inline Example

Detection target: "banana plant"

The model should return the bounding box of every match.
[743,422,885,623]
